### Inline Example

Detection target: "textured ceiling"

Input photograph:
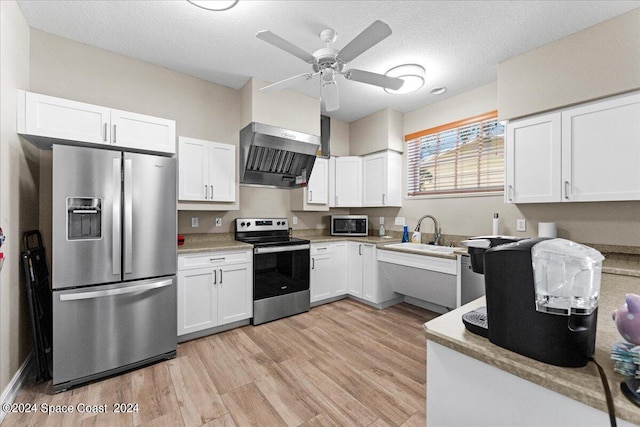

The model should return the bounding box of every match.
[16,0,640,122]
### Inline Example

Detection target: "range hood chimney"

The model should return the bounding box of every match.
[239,122,320,188]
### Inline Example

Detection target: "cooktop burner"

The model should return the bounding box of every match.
[234,218,309,247]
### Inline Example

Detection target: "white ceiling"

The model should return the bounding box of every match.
[16,0,640,123]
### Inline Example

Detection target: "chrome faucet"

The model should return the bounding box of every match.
[415,215,442,245]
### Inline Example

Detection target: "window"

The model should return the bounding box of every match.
[406,111,504,196]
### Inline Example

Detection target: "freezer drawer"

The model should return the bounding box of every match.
[53,277,177,392]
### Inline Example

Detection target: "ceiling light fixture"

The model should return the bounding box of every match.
[430,87,447,95]
[186,0,239,11]
[384,64,425,94]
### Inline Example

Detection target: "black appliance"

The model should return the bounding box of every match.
[235,218,310,325]
[463,236,603,368]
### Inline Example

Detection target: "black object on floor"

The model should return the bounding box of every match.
[21,230,53,382]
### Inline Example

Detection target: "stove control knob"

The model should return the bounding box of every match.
[277,221,281,225]
[240,222,246,227]
[246,221,251,227]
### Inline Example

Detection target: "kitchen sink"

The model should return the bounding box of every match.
[384,242,458,254]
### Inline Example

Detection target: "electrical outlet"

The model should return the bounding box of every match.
[394,217,405,226]
[379,217,385,225]
[215,218,222,227]
[191,217,199,228]
[516,219,526,232]
[292,216,298,225]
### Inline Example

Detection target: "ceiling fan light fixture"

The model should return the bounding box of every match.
[186,0,239,11]
[384,64,425,94]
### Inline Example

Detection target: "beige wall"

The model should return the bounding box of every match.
[0,0,37,395]
[349,108,403,156]
[498,8,640,121]
[329,117,350,157]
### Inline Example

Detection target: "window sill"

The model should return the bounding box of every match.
[405,191,504,200]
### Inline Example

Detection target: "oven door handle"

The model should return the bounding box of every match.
[254,244,310,254]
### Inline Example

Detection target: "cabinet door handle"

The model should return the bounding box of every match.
[382,194,386,205]
[508,185,514,202]
[564,181,570,200]
[204,184,208,200]
[309,190,313,201]
[113,124,117,143]
[317,247,327,251]
[219,269,223,284]
[210,185,213,199]
[312,258,315,269]
[103,123,108,142]
[213,269,217,285]
[209,257,225,262]
[359,244,362,256]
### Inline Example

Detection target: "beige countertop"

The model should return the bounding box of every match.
[423,272,640,424]
[177,233,252,254]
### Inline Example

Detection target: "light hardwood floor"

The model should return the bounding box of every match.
[4,299,438,427]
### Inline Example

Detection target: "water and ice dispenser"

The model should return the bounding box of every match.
[67,197,102,240]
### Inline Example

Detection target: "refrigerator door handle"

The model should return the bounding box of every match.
[59,279,173,301]
[124,158,133,274]
[112,158,122,276]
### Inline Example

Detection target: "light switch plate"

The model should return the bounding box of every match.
[379,217,384,225]
[191,217,199,228]
[292,216,298,225]
[516,219,526,232]
[395,217,405,226]
[215,218,222,227]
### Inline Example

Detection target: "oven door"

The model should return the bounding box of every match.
[253,244,310,300]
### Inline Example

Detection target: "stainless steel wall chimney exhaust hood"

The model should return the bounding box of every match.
[239,122,320,188]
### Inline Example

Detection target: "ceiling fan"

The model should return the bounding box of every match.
[256,20,404,112]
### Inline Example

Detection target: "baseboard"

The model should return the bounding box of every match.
[0,350,35,424]
[403,296,449,314]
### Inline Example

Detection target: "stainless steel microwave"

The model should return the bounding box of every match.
[330,215,369,236]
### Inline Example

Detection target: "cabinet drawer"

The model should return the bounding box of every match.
[178,250,251,270]
[311,243,334,255]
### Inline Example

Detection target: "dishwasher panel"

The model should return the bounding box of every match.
[53,277,177,392]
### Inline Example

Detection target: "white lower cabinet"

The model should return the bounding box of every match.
[177,250,252,337]
[310,242,348,304]
[348,242,397,305]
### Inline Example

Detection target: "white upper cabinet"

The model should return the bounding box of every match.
[333,156,363,207]
[505,91,640,203]
[561,92,640,202]
[17,90,176,155]
[362,151,402,207]
[22,91,111,145]
[291,157,329,211]
[505,113,562,203]
[110,109,176,154]
[307,157,329,205]
[178,137,236,202]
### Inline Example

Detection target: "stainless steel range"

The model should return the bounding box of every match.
[235,218,310,325]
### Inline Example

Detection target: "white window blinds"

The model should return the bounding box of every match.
[406,111,504,196]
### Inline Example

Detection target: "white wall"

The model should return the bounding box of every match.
[0,0,37,395]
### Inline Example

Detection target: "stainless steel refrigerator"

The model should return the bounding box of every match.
[51,144,177,392]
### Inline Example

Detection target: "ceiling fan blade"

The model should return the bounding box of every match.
[256,30,315,63]
[337,20,392,63]
[260,73,316,93]
[344,69,404,90]
[321,81,339,112]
